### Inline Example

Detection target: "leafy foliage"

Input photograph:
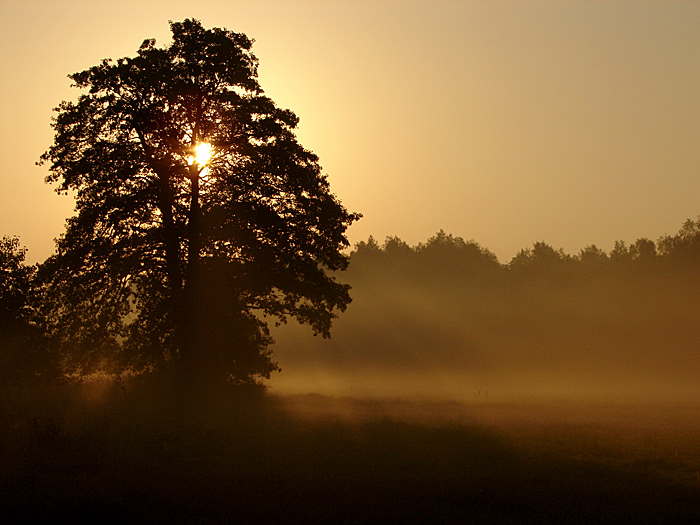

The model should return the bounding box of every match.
[0,236,51,382]
[352,231,500,284]
[38,20,359,385]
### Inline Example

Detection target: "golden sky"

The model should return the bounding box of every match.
[1,0,698,263]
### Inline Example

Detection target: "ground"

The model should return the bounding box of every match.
[2,388,700,523]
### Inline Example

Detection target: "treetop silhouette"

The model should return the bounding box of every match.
[0,236,51,383]
[39,19,360,386]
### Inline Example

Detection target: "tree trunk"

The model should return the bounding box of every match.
[169,161,205,409]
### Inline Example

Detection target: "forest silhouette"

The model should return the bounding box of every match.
[275,221,700,402]
[5,206,700,524]
[7,217,700,399]
[3,17,700,524]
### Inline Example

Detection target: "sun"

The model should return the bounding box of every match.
[188,142,213,166]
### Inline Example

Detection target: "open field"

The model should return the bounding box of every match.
[2,390,700,523]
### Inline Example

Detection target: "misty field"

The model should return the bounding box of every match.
[3,386,700,524]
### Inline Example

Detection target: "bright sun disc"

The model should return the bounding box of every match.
[188,142,213,166]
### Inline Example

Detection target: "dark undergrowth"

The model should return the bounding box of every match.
[2,383,700,524]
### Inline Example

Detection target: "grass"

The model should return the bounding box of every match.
[2,385,700,523]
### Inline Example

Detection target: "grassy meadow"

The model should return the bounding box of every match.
[2,382,700,524]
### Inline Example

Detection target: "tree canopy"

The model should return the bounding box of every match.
[39,19,359,386]
[0,236,50,383]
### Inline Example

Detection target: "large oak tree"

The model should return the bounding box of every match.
[39,19,359,387]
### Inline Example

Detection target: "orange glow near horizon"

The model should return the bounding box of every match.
[2,2,699,265]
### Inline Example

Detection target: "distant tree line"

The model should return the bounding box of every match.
[3,216,700,386]
[350,218,700,284]
[270,217,700,396]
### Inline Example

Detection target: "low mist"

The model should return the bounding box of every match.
[6,226,700,523]
[271,227,700,403]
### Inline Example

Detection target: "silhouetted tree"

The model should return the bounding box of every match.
[577,244,609,266]
[629,238,656,260]
[0,236,50,383]
[412,230,499,283]
[509,241,572,277]
[38,20,359,388]
[609,240,632,263]
[382,236,413,259]
[352,236,382,261]
[658,218,700,264]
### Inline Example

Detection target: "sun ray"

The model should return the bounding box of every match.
[188,142,213,167]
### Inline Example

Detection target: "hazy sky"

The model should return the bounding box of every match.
[1,0,698,264]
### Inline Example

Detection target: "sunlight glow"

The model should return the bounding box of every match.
[188,142,213,166]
